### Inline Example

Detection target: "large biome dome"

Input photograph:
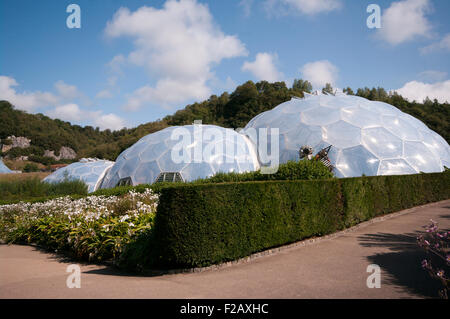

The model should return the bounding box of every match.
[244,93,450,177]
[100,124,260,188]
[43,159,114,193]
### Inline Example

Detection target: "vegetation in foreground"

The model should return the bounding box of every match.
[0,177,88,204]
[1,161,448,275]
[0,189,158,265]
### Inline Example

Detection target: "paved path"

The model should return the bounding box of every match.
[1,200,449,299]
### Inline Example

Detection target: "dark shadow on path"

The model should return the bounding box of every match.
[358,231,446,299]
[26,244,188,278]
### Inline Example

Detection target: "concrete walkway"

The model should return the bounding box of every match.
[1,200,449,299]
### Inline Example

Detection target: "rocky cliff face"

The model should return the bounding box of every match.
[44,146,77,161]
[6,136,31,148]
[0,136,31,153]
[0,135,77,162]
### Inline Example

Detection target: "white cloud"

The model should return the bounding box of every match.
[0,75,58,112]
[264,0,342,16]
[395,80,450,103]
[47,103,126,130]
[420,33,450,54]
[47,104,88,122]
[124,78,211,111]
[105,0,248,110]
[242,53,283,82]
[54,81,80,100]
[300,60,338,89]
[95,89,114,99]
[377,0,433,45]
[94,113,127,131]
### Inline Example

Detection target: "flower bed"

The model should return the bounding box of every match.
[0,189,158,262]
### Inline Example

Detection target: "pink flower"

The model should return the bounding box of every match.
[421,259,428,268]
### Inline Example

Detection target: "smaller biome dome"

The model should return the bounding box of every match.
[100,124,260,188]
[0,158,12,174]
[43,159,114,193]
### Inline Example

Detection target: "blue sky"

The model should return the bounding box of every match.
[1,0,449,130]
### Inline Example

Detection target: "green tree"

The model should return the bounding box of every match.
[292,79,312,94]
[343,87,354,95]
[322,83,334,95]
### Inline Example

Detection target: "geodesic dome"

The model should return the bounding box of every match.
[100,124,260,188]
[0,158,12,174]
[43,159,114,193]
[243,93,450,177]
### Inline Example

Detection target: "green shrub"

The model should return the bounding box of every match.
[195,160,334,183]
[151,171,450,269]
[23,163,39,172]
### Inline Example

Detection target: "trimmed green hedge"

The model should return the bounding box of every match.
[152,172,450,268]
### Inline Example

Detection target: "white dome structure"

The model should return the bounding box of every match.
[0,158,12,174]
[43,159,114,193]
[100,124,259,188]
[244,93,450,177]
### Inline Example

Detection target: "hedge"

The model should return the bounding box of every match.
[152,171,450,268]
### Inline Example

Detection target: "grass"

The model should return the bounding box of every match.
[0,172,50,182]
[0,177,88,204]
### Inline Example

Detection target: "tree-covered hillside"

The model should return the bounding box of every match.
[1,79,449,168]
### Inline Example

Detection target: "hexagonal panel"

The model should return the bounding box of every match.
[323,120,361,149]
[335,145,379,177]
[133,161,161,184]
[300,106,340,126]
[157,149,189,173]
[378,159,416,175]
[181,162,215,182]
[340,106,382,129]
[382,115,422,141]
[404,141,443,173]
[361,127,403,158]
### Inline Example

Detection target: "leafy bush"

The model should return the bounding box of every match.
[152,172,450,268]
[194,160,334,184]
[23,163,39,172]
